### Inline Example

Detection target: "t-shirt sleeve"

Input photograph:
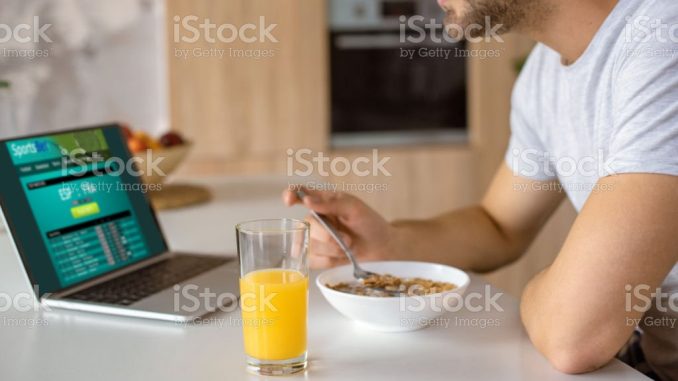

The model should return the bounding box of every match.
[604,36,678,177]
[505,46,558,181]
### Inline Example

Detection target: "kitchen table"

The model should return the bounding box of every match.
[0,176,647,381]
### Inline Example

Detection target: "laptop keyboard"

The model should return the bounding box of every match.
[67,255,230,306]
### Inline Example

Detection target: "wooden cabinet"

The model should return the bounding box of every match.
[167,0,328,173]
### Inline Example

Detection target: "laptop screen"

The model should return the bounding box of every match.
[0,125,168,296]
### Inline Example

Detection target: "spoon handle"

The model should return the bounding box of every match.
[295,190,360,269]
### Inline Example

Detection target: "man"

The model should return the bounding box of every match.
[284,0,678,378]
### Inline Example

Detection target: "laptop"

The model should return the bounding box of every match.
[0,124,239,322]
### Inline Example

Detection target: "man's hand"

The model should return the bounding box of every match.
[284,163,565,271]
[282,187,398,268]
[520,173,678,374]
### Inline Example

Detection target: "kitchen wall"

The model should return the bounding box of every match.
[0,0,168,137]
[166,0,576,296]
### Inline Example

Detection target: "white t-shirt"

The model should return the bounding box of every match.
[506,0,678,378]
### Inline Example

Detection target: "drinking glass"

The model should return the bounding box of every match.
[236,219,310,376]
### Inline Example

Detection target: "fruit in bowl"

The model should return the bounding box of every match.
[316,261,470,332]
[159,132,185,147]
[122,125,192,185]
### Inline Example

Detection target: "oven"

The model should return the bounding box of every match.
[329,0,468,147]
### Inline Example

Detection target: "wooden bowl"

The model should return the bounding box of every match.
[134,142,192,185]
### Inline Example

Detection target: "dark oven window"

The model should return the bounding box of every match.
[329,28,468,146]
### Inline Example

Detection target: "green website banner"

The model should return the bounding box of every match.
[7,129,108,166]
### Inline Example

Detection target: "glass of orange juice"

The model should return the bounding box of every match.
[236,219,309,376]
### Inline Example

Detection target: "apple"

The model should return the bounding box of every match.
[120,124,133,140]
[127,137,148,153]
[147,137,161,150]
[159,131,185,147]
[132,131,160,149]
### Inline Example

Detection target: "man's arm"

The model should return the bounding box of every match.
[284,162,564,272]
[521,173,678,374]
[390,163,565,272]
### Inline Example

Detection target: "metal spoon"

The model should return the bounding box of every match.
[295,190,400,296]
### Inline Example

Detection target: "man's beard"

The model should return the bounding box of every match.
[444,0,539,40]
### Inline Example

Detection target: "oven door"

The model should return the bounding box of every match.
[330,31,467,145]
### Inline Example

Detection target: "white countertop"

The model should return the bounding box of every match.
[0,177,647,381]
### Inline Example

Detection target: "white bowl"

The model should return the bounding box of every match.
[316,261,470,332]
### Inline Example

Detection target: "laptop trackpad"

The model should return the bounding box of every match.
[131,261,240,320]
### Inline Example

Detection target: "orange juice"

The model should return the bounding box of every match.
[240,269,308,360]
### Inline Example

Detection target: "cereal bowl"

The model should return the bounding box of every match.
[316,261,470,332]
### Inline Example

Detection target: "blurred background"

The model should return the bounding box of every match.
[0,0,576,296]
